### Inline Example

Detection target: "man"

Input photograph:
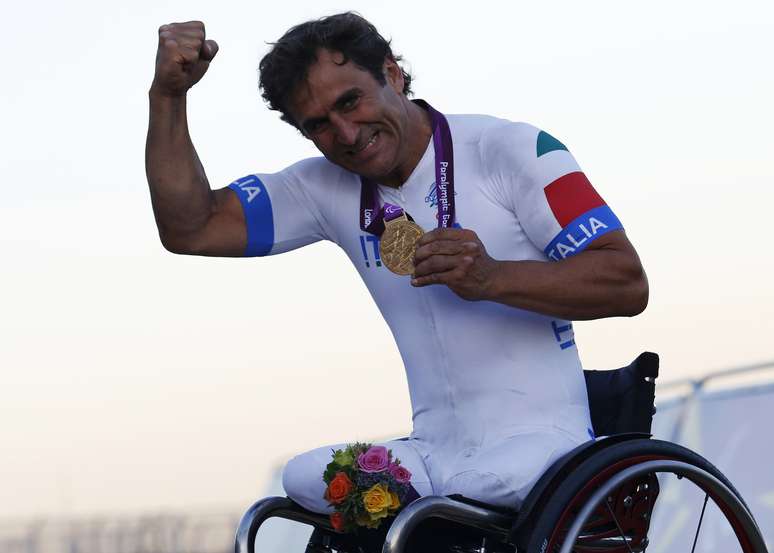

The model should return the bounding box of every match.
[147,12,647,519]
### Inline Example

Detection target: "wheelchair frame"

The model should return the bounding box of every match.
[234,353,769,553]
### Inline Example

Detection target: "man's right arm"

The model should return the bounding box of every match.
[145,21,246,256]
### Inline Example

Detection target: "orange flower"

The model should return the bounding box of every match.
[330,512,345,532]
[324,472,353,505]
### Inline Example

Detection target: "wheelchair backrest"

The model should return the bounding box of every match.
[583,351,659,437]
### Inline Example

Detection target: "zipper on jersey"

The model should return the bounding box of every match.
[417,288,459,448]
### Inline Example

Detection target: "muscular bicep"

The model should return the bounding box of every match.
[586,228,647,283]
[581,228,635,255]
[195,187,249,256]
[160,186,246,257]
[570,228,649,313]
[581,228,644,274]
[162,160,334,257]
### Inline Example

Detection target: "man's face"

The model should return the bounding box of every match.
[286,49,412,181]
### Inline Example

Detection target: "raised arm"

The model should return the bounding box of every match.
[146,21,246,256]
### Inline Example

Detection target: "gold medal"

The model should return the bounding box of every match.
[379,214,425,275]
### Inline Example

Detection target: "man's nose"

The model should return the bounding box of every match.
[330,113,359,146]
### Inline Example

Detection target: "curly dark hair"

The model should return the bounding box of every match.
[258,12,413,127]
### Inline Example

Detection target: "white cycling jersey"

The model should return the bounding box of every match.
[229,110,624,508]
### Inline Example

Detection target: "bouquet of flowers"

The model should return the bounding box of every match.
[323,442,413,532]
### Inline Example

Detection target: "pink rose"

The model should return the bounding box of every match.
[357,446,389,473]
[389,463,412,484]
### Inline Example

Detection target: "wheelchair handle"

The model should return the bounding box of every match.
[558,460,767,553]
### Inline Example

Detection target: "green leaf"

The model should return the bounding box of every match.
[332,448,354,467]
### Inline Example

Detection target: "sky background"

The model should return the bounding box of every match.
[1,0,773,520]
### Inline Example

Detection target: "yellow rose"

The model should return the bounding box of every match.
[389,491,401,511]
[362,483,393,513]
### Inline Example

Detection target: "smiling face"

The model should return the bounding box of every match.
[287,49,430,187]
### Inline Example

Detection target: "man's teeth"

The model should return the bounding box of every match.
[356,134,377,153]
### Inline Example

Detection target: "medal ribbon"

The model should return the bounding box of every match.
[359,100,455,236]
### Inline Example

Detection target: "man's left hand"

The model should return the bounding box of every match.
[411,228,498,301]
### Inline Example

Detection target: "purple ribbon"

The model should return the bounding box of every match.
[360,100,455,236]
[383,203,404,222]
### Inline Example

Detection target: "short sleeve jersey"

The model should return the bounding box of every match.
[229,112,622,449]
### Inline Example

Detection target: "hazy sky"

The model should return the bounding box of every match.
[2,0,772,519]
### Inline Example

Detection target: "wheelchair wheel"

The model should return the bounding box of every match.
[524,438,759,553]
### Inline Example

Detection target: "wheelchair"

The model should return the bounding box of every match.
[235,352,768,553]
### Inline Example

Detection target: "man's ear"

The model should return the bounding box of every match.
[383,57,405,94]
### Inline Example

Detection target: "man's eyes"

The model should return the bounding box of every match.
[340,96,359,110]
[304,95,360,134]
[306,120,329,134]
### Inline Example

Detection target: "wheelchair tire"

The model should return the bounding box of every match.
[523,438,749,553]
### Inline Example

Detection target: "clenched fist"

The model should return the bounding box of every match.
[152,21,219,97]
